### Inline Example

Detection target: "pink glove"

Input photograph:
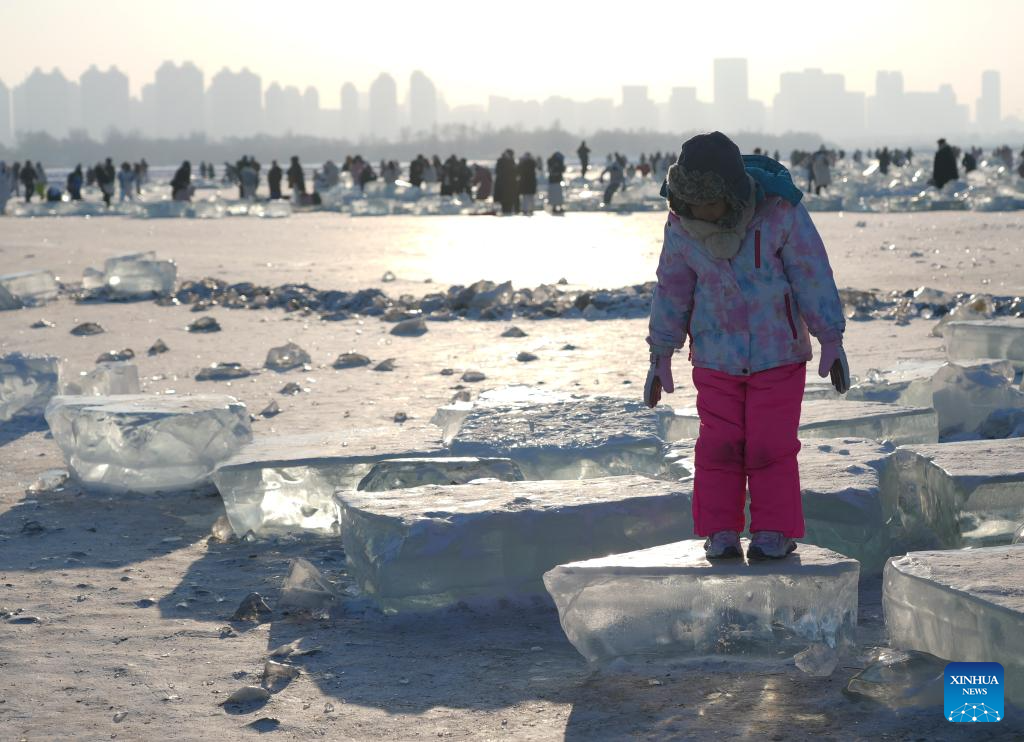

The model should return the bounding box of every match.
[644,353,675,408]
[818,340,850,394]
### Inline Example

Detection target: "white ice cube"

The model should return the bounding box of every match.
[0,353,61,421]
[544,539,859,664]
[45,394,251,494]
[337,476,693,612]
[883,545,1024,706]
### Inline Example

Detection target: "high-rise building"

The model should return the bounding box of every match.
[772,68,864,139]
[206,67,262,140]
[340,82,359,140]
[541,95,578,132]
[0,80,11,146]
[619,85,657,131]
[264,83,287,136]
[13,67,77,138]
[408,70,437,135]
[713,58,748,132]
[79,65,130,140]
[154,61,204,139]
[667,86,706,133]
[130,83,157,134]
[976,70,1000,132]
[301,86,320,136]
[368,73,398,141]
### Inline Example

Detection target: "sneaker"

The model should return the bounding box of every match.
[747,531,797,560]
[703,530,742,560]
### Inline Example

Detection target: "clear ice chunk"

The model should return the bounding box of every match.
[844,649,947,707]
[430,385,575,444]
[793,643,839,677]
[0,283,22,310]
[662,399,937,445]
[883,545,1024,706]
[61,362,140,396]
[0,269,59,306]
[0,353,61,421]
[45,394,252,494]
[927,362,1024,437]
[356,456,524,491]
[543,539,859,664]
[881,438,1024,549]
[449,395,668,479]
[337,476,693,612]
[103,256,177,298]
[945,318,1024,368]
[264,342,311,371]
[213,429,444,536]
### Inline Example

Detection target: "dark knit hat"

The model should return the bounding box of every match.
[659,131,751,205]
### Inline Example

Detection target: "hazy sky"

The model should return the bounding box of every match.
[2,0,1022,117]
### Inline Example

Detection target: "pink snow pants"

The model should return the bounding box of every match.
[691,362,806,538]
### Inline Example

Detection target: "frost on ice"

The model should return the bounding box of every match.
[213,429,444,536]
[0,269,59,306]
[45,394,252,494]
[881,438,1024,549]
[336,476,693,612]
[660,399,938,445]
[945,318,1024,368]
[543,540,858,667]
[0,353,61,421]
[61,362,141,396]
[447,395,668,479]
[356,457,524,492]
[883,545,1024,706]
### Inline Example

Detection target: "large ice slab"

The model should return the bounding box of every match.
[430,385,575,444]
[945,318,1024,368]
[661,399,937,445]
[0,269,59,306]
[337,476,693,612]
[61,362,141,396]
[544,540,859,665]
[356,456,524,491]
[213,428,444,536]
[45,394,251,494]
[881,438,1024,549]
[884,545,1024,706]
[661,438,893,573]
[0,353,61,421]
[103,253,177,298]
[448,395,667,479]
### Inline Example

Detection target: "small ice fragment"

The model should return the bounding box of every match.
[196,363,253,381]
[516,352,538,363]
[502,327,528,338]
[259,400,281,418]
[278,558,337,613]
[461,371,486,382]
[334,353,371,369]
[390,318,427,337]
[232,592,272,623]
[96,348,134,363]
[393,411,408,423]
[210,515,235,542]
[221,686,270,709]
[844,649,946,707]
[0,269,59,306]
[70,322,105,336]
[148,339,169,356]
[373,359,396,372]
[794,643,839,676]
[382,270,396,282]
[265,342,311,372]
[26,469,69,494]
[188,316,221,333]
[279,382,302,395]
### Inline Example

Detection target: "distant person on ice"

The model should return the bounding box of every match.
[170,161,193,201]
[645,132,848,561]
[0,161,15,213]
[118,162,135,202]
[517,152,538,215]
[288,156,306,202]
[577,140,591,179]
[932,138,959,189]
[268,160,283,200]
[546,151,566,215]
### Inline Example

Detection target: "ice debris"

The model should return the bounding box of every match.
[544,540,858,664]
[148,339,169,355]
[356,456,524,492]
[232,593,272,623]
[337,476,693,612]
[844,649,946,708]
[0,353,61,421]
[0,269,59,306]
[95,348,134,363]
[45,394,252,494]
[945,317,1024,368]
[70,322,105,336]
[334,352,371,369]
[188,316,221,333]
[373,359,395,372]
[390,317,427,337]
[883,545,1024,705]
[196,362,253,381]
[278,558,337,614]
[265,342,310,371]
[61,362,140,396]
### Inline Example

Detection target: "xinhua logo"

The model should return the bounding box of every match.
[944,662,1003,722]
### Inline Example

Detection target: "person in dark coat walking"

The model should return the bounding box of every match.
[268,160,283,200]
[287,156,306,200]
[577,140,591,179]
[961,150,977,174]
[19,162,36,202]
[546,152,566,214]
[517,153,538,215]
[66,165,84,201]
[170,161,192,201]
[97,158,116,207]
[494,150,518,216]
[932,139,959,189]
[877,147,891,175]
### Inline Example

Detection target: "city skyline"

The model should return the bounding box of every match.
[0,58,1014,149]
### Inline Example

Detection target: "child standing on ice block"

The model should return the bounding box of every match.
[644,132,850,561]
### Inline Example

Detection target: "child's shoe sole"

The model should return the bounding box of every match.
[704,543,743,560]
[746,542,797,561]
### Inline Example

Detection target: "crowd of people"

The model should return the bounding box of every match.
[3,139,1024,215]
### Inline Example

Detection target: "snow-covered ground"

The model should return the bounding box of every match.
[1,210,1023,739]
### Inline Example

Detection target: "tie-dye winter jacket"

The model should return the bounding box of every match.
[647,181,845,376]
